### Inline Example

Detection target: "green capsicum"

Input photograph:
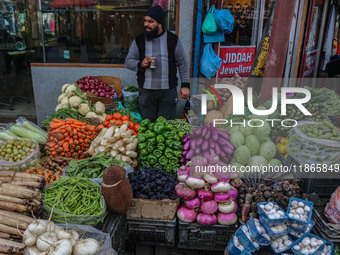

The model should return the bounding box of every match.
[163,164,172,173]
[145,130,156,139]
[165,123,173,131]
[147,154,158,165]
[148,123,155,131]
[154,163,162,169]
[138,142,147,150]
[138,134,147,143]
[165,140,173,148]
[141,119,150,127]
[169,156,179,166]
[140,149,148,156]
[139,155,147,161]
[172,141,182,150]
[144,161,151,167]
[173,150,182,159]
[173,135,181,141]
[174,164,180,170]
[153,149,163,158]
[153,123,165,134]
[148,137,157,145]
[146,144,156,153]
[163,131,173,139]
[177,131,185,139]
[156,134,165,143]
[159,156,168,165]
[157,143,165,151]
[138,126,147,133]
[164,147,173,158]
[156,116,167,124]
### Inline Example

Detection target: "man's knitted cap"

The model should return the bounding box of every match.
[145,5,164,25]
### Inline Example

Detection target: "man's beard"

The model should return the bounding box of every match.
[144,26,159,40]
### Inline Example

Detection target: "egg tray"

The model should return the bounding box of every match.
[258,201,288,226]
[291,233,326,255]
[259,217,291,239]
[287,197,314,230]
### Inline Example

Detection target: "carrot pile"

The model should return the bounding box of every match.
[26,167,60,184]
[99,113,140,136]
[46,118,100,159]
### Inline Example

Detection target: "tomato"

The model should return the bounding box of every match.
[113,113,122,120]
[110,119,116,124]
[115,120,122,126]
[107,124,113,128]
[122,115,130,121]
[131,131,136,136]
[98,124,105,129]
[103,121,110,127]
[134,124,140,132]
[128,121,134,129]
[105,114,113,121]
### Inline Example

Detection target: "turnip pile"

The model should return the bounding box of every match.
[23,218,100,255]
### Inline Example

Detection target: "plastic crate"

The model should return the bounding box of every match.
[127,217,176,246]
[291,233,326,255]
[289,221,315,239]
[227,235,243,255]
[235,224,260,253]
[246,217,271,246]
[258,201,288,226]
[259,217,290,238]
[178,220,238,251]
[287,197,314,232]
[301,178,340,197]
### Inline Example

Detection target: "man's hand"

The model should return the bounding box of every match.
[141,57,154,68]
[179,87,190,99]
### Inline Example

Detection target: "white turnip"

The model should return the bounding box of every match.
[48,239,72,255]
[36,232,57,251]
[73,238,100,255]
[23,229,37,247]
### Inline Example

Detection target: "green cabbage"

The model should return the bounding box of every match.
[254,121,271,142]
[259,141,276,161]
[269,158,282,167]
[239,125,253,136]
[247,155,268,167]
[234,145,251,165]
[229,125,240,134]
[244,135,261,156]
[230,131,244,148]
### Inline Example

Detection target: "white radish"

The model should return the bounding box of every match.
[27,219,47,236]
[48,239,72,255]
[70,229,80,241]
[55,226,71,240]
[23,229,37,246]
[36,232,58,251]
[73,238,100,255]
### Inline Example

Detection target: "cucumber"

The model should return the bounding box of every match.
[323,120,334,129]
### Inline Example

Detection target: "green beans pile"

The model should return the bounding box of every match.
[41,108,84,127]
[43,177,105,225]
[167,119,191,137]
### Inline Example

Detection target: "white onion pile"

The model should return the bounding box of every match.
[271,235,292,253]
[288,200,311,222]
[259,202,286,220]
[293,236,324,255]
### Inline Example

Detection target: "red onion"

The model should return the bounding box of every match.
[99,92,105,97]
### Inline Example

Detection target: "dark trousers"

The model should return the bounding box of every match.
[138,88,178,122]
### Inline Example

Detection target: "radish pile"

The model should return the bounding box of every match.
[77,76,116,98]
[176,155,239,226]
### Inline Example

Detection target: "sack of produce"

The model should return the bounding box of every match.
[122,87,140,114]
[101,165,133,214]
[43,178,106,226]
[324,187,340,224]
[288,121,340,165]
[0,139,40,171]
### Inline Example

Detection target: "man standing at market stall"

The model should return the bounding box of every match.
[125,5,190,122]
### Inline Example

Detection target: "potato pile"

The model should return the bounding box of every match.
[214,73,248,104]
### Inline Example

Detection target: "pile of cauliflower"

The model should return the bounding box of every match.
[56,84,107,122]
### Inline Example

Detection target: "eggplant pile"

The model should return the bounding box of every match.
[238,179,301,222]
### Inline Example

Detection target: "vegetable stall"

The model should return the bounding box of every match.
[0,76,339,255]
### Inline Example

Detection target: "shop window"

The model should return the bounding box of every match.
[39,0,178,64]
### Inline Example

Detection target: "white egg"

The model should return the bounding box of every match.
[256,226,263,234]
[234,236,240,246]
[304,205,311,213]
[272,241,279,249]
[310,237,317,243]
[278,244,285,251]
[298,201,305,207]
[270,208,277,214]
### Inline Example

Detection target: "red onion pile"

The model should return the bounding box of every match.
[77,76,115,98]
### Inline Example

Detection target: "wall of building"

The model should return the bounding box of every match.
[31,0,195,125]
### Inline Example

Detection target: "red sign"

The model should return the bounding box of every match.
[303,49,318,78]
[217,46,256,78]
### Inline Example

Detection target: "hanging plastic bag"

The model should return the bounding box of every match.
[214,8,235,34]
[200,43,222,78]
[203,30,225,43]
[202,5,218,35]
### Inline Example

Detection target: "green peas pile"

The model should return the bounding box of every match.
[0,139,36,162]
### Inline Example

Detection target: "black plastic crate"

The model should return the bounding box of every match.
[127,217,176,246]
[301,178,339,197]
[178,221,238,251]
[99,212,127,254]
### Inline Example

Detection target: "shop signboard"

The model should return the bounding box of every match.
[217,46,256,78]
[303,49,318,78]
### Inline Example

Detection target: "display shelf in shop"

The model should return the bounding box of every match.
[178,221,238,251]
[127,217,176,246]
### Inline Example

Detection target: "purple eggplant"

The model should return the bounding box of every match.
[205,129,211,140]
[210,142,215,149]
[182,150,188,156]
[191,139,197,150]
[192,156,208,165]
[181,135,190,144]
[201,126,208,138]
[196,137,203,146]
[203,151,210,157]
[183,140,190,151]
[215,143,221,155]
[217,130,230,140]
[219,150,226,158]
[195,147,201,155]
[211,126,219,142]
[202,140,209,151]
[209,148,215,155]
[185,150,192,160]
[207,154,219,164]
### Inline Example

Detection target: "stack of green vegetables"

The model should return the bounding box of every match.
[137,116,183,175]
[229,122,282,171]
[167,119,191,139]
[65,152,129,179]
[41,108,84,128]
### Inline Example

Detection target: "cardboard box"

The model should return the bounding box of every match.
[126,198,180,220]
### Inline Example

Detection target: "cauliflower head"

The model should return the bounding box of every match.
[65,84,77,96]
[55,104,65,112]
[58,93,67,103]
[78,103,91,116]
[85,112,98,118]
[62,84,71,93]
[94,101,106,114]
[60,97,69,107]
[69,96,82,107]
[97,113,107,122]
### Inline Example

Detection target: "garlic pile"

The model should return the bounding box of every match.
[259,202,286,219]
[320,244,333,255]
[241,225,260,249]
[288,200,311,222]
[233,235,245,251]
[253,218,271,241]
[269,223,288,233]
[293,236,324,255]
[271,235,293,252]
